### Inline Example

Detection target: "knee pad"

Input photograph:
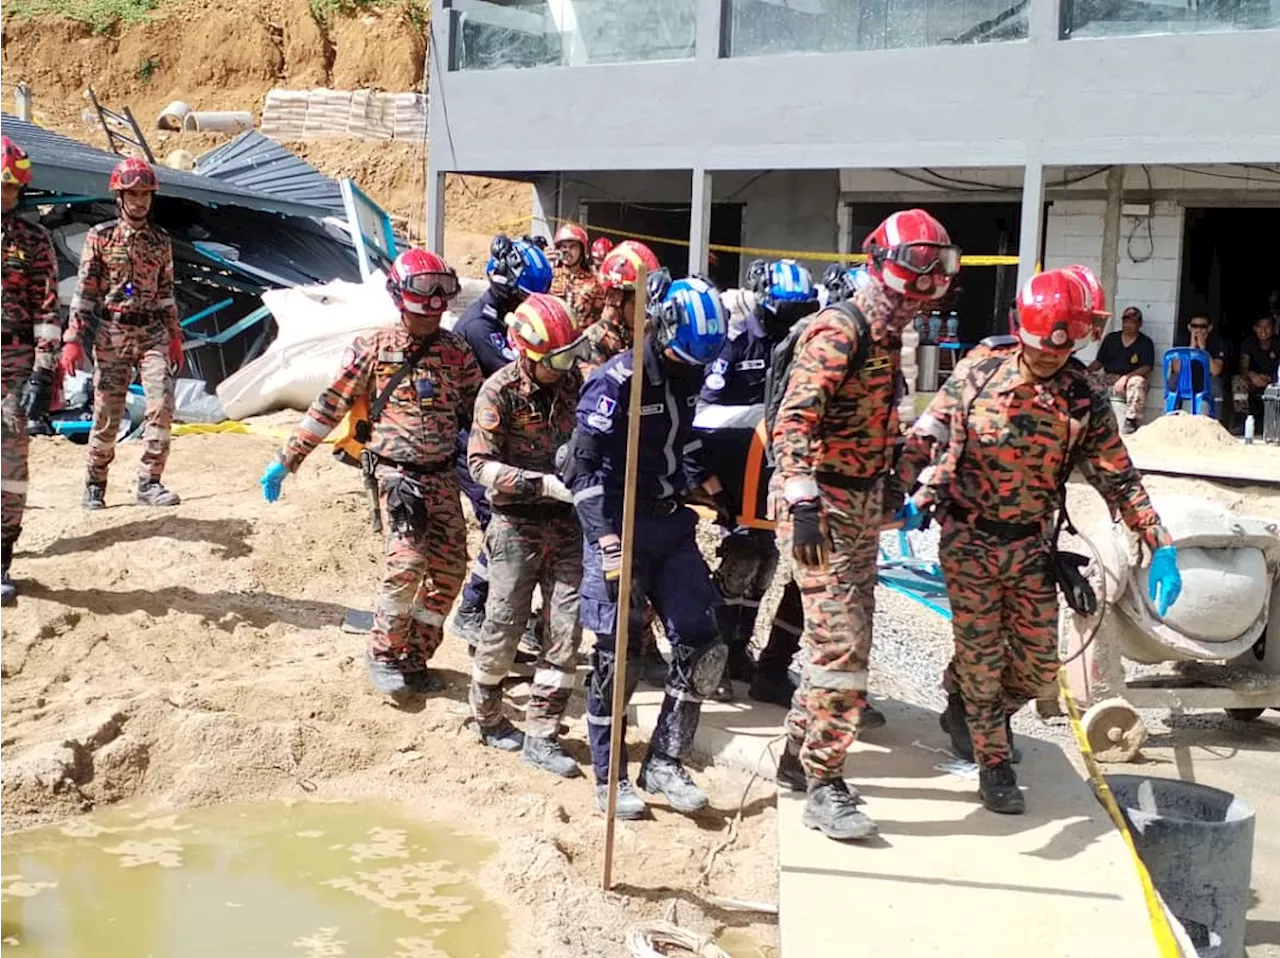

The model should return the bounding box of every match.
[715,534,761,599]
[669,640,728,699]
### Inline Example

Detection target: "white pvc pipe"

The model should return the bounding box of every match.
[181,111,253,133]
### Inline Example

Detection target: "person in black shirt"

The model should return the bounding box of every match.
[1232,315,1278,423]
[1087,305,1154,434]
[1167,313,1226,414]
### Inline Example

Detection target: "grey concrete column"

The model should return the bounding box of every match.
[689,168,713,275]
[1027,0,1060,42]
[695,0,722,60]
[1100,164,1125,322]
[425,167,447,255]
[1017,160,1046,288]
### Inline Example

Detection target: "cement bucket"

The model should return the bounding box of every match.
[1106,775,1255,958]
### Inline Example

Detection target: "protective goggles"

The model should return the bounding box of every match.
[399,270,459,300]
[114,171,155,191]
[506,314,591,371]
[541,336,592,371]
[886,242,962,276]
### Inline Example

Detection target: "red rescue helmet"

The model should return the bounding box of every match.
[554,222,589,252]
[1016,268,1095,353]
[2,135,33,187]
[386,248,460,315]
[599,240,660,291]
[1061,264,1110,319]
[863,208,960,302]
[109,157,158,192]
[506,293,587,371]
[590,236,614,266]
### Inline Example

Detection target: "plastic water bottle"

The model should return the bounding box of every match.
[945,311,959,343]
[1244,415,1255,445]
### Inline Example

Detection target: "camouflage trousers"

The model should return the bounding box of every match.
[372,467,467,669]
[939,519,1059,767]
[470,509,582,737]
[87,320,175,485]
[776,481,881,781]
[1088,370,1147,422]
[1,345,33,544]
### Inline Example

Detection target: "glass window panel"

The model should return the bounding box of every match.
[1061,0,1279,39]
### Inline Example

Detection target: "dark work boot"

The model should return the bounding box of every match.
[859,702,887,731]
[404,669,443,695]
[595,780,646,820]
[136,479,180,506]
[775,740,807,793]
[802,779,877,841]
[82,481,106,511]
[522,735,581,778]
[449,606,484,651]
[749,671,796,708]
[1,539,14,607]
[940,691,975,762]
[979,760,1025,815]
[637,753,708,814]
[476,717,525,752]
[364,652,418,706]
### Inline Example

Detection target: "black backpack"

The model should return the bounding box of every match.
[762,301,870,467]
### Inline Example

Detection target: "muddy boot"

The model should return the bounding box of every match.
[450,606,484,651]
[522,735,581,778]
[595,780,646,820]
[1122,417,1138,436]
[364,652,418,706]
[775,740,807,793]
[940,691,975,762]
[637,753,708,814]
[979,760,1025,815]
[517,616,543,660]
[404,669,443,695]
[749,671,795,708]
[860,702,887,731]
[82,481,106,511]
[136,479,180,507]
[803,779,878,841]
[1,540,14,607]
[476,717,525,752]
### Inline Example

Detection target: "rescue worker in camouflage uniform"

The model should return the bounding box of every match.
[898,266,1183,815]
[61,157,184,510]
[467,293,590,777]
[566,276,730,820]
[449,235,554,647]
[1,135,61,605]
[580,240,661,376]
[772,209,960,841]
[549,223,605,330]
[260,249,482,703]
[590,237,614,275]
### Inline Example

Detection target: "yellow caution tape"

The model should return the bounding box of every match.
[1059,672,1181,958]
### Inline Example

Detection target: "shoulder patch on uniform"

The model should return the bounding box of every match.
[596,395,617,416]
[587,412,613,431]
[704,373,726,392]
[711,358,729,375]
[477,405,501,431]
[606,365,632,384]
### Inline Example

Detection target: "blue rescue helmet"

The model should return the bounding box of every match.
[486,234,553,298]
[751,258,817,312]
[656,275,728,365]
[821,263,870,302]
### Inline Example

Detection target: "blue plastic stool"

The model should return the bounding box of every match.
[1163,347,1215,417]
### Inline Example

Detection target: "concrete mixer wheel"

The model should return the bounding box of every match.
[1081,698,1147,763]
[1224,708,1264,722]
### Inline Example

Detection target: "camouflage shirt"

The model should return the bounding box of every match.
[467,360,581,507]
[66,219,180,344]
[772,303,902,505]
[900,343,1169,550]
[280,326,483,473]
[550,264,604,330]
[1,214,61,371]
[580,301,635,377]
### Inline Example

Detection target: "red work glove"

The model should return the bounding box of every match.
[59,342,86,378]
[168,335,184,368]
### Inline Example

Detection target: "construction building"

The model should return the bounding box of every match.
[425,0,1280,414]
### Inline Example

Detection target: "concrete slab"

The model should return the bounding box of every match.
[634,690,1165,958]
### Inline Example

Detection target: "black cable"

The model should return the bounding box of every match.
[1170,164,1280,185]
[888,168,1007,193]
[721,170,773,202]
[1125,164,1155,264]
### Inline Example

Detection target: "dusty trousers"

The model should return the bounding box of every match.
[939,519,1059,767]
[371,466,467,671]
[777,481,881,781]
[85,319,175,484]
[1,343,33,544]
[470,509,582,737]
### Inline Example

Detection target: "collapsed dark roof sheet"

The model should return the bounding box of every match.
[196,131,346,215]
[1,114,335,220]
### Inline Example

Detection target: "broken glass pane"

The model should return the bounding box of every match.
[724,0,1028,57]
[1061,0,1278,38]
[452,0,696,70]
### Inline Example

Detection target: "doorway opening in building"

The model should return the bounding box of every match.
[846,201,1022,344]
[583,202,744,291]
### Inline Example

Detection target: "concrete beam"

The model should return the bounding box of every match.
[689,168,712,276]
[1017,160,1046,288]
[425,168,446,255]
[1100,164,1125,327]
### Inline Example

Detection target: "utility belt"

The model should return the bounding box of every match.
[493,500,575,522]
[947,505,1047,543]
[375,455,453,479]
[371,455,452,538]
[816,470,884,492]
[105,308,163,328]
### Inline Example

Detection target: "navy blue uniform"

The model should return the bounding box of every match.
[698,310,773,408]
[452,289,520,614]
[568,338,722,783]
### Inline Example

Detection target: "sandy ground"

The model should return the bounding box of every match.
[0,428,779,957]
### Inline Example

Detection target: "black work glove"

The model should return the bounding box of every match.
[19,368,54,422]
[710,488,736,528]
[600,538,623,602]
[790,500,827,570]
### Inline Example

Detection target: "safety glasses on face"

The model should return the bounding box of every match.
[887,242,961,276]
[400,270,459,299]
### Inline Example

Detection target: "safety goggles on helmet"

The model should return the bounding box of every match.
[884,242,961,276]
[399,269,460,299]
[505,314,589,371]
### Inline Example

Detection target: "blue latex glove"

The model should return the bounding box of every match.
[260,460,288,503]
[893,500,925,532]
[1148,545,1182,618]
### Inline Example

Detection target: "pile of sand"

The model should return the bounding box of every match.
[1126,413,1240,455]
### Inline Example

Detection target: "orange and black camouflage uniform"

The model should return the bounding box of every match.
[67,220,182,486]
[278,327,483,672]
[899,343,1170,767]
[771,287,904,782]
[550,263,604,332]
[2,214,61,551]
[581,301,634,377]
[467,360,583,738]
